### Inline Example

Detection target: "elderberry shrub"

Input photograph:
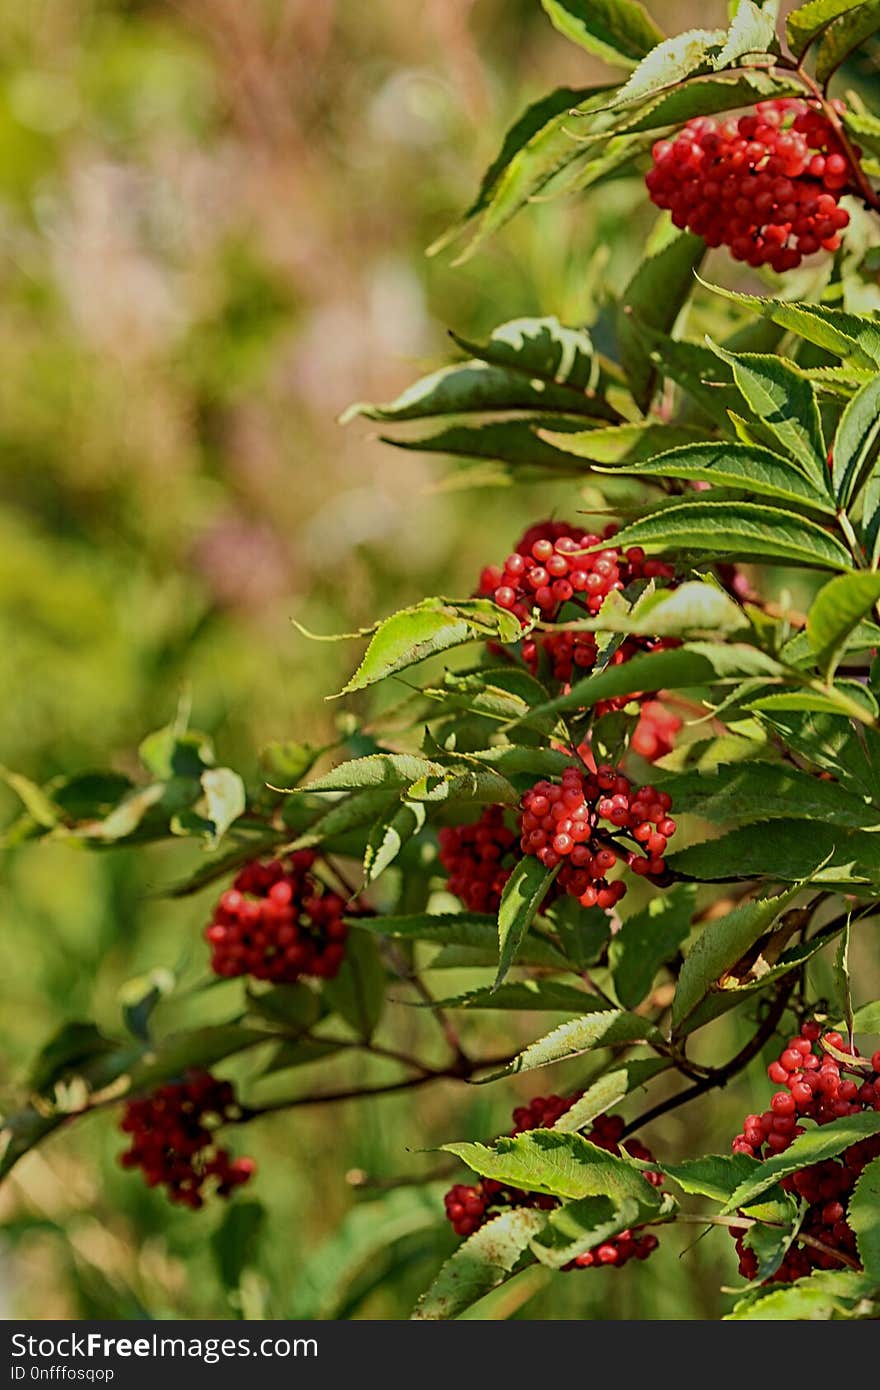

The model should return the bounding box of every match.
[119,1072,255,1208]
[730,1022,880,1282]
[520,763,676,908]
[646,99,855,269]
[444,1095,661,1269]
[206,851,350,982]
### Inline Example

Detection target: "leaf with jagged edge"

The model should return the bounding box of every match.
[475,1010,663,1083]
[727,1268,880,1320]
[723,1112,880,1212]
[609,29,727,109]
[335,598,522,697]
[610,884,697,1008]
[617,230,706,412]
[830,372,880,507]
[848,1154,880,1279]
[814,0,880,82]
[807,573,880,682]
[714,0,779,69]
[540,0,664,68]
[363,800,426,883]
[698,278,880,367]
[412,1208,545,1321]
[671,884,803,1031]
[495,856,559,989]
[786,0,868,58]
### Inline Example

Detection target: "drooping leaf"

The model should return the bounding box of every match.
[609,884,697,1008]
[211,1201,266,1292]
[814,0,880,82]
[593,441,836,514]
[617,231,706,412]
[246,982,322,1032]
[807,573,880,680]
[323,929,386,1041]
[620,70,799,134]
[412,1208,545,1321]
[363,800,426,883]
[29,1022,119,1096]
[479,1010,663,1082]
[848,1153,880,1279]
[586,500,851,570]
[550,1063,672,1133]
[336,598,521,696]
[449,316,600,393]
[724,1112,880,1211]
[539,0,665,67]
[200,768,246,848]
[495,857,559,988]
[671,886,802,1031]
[0,768,59,828]
[830,372,880,507]
[786,0,868,58]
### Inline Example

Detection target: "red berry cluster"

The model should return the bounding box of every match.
[438,805,517,913]
[119,1072,255,1208]
[444,1096,660,1270]
[519,763,676,908]
[479,521,674,624]
[646,99,855,271]
[206,852,349,982]
[730,1022,880,1282]
[631,700,683,763]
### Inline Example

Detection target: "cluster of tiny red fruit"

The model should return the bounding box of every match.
[520,763,676,908]
[438,804,517,914]
[443,1095,660,1270]
[119,1072,255,1208]
[646,99,855,270]
[480,520,673,622]
[205,851,349,983]
[730,1022,880,1282]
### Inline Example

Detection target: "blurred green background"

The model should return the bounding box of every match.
[1,0,877,1321]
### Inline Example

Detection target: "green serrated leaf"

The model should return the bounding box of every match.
[715,0,779,68]
[610,884,697,1008]
[337,599,521,696]
[807,573,880,681]
[848,1153,880,1279]
[611,29,727,108]
[661,1153,759,1201]
[412,1208,545,1321]
[786,0,868,58]
[724,1112,880,1211]
[363,800,426,883]
[814,0,880,82]
[540,0,665,67]
[668,820,880,886]
[590,500,851,570]
[831,372,880,507]
[595,441,836,514]
[710,344,828,485]
[671,886,802,1031]
[617,231,706,412]
[443,1130,665,1206]
[480,1010,662,1082]
[495,857,558,989]
[323,929,386,1041]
